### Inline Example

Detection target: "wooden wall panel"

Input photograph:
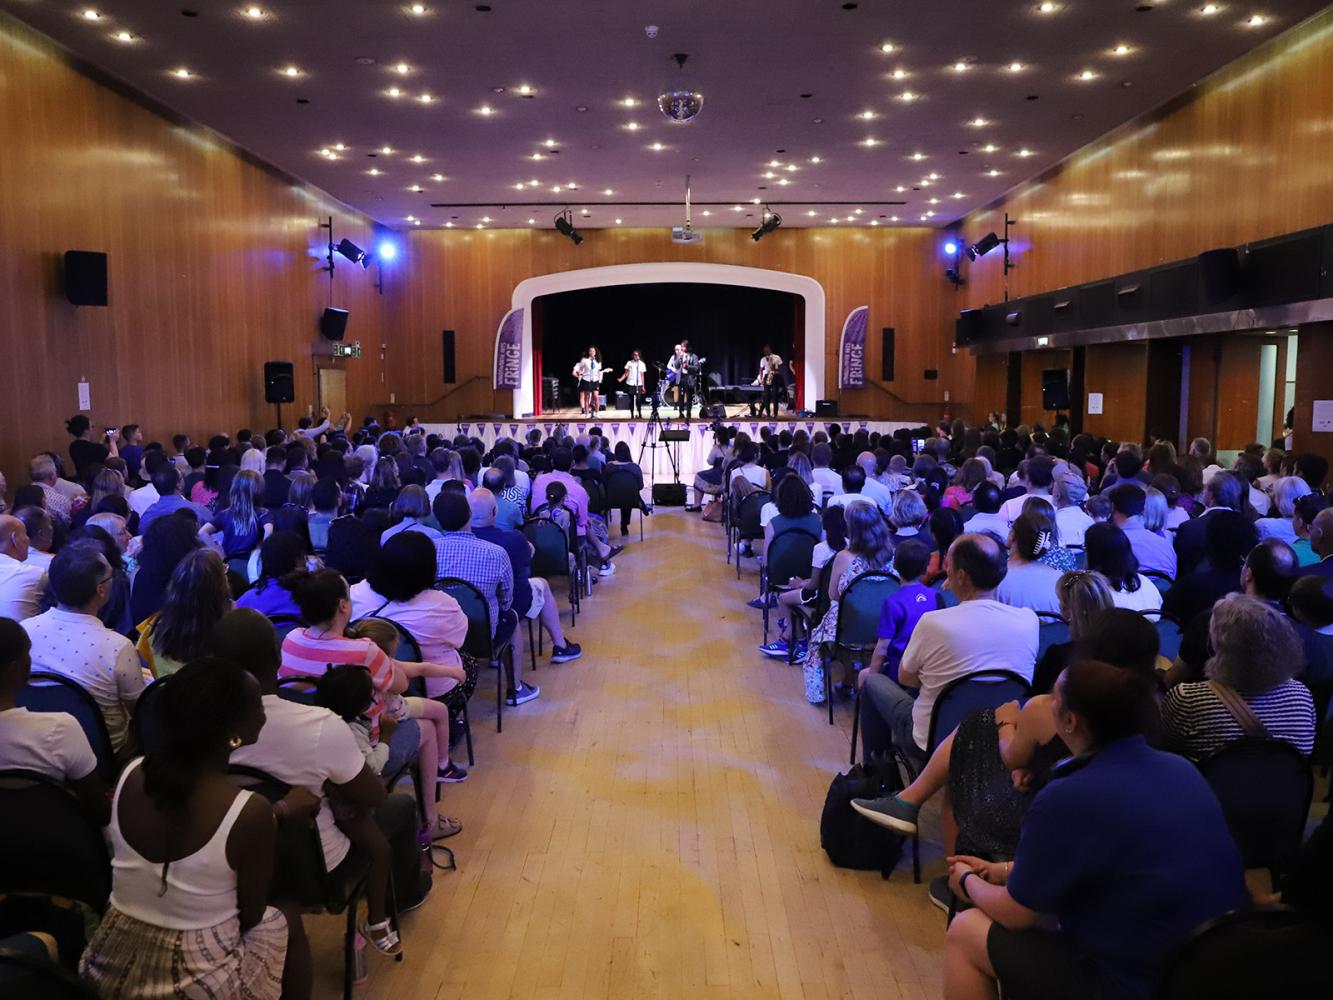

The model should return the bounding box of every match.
[1082,343,1150,443]
[395,227,970,424]
[0,15,390,489]
[1017,349,1073,430]
[1291,323,1333,471]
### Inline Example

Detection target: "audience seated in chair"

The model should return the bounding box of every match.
[136,548,233,679]
[858,532,1038,770]
[1161,509,1257,623]
[759,505,847,660]
[22,540,144,752]
[130,511,204,626]
[855,538,939,687]
[995,507,1064,615]
[1173,471,1244,578]
[78,658,295,999]
[1161,593,1316,761]
[235,530,309,619]
[0,514,46,622]
[1030,571,1116,695]
[961,482,1007,538]
[1108,482,1178,579]
[940,657,1247,1000]
[0,617,109,825]
[1083,522,1163,613]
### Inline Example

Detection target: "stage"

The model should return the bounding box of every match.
[422,414,922,483]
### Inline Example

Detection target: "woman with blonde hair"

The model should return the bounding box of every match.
[200,469,271,562]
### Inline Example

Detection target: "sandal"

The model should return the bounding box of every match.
[427,814,463,840]
[359,918,402,956]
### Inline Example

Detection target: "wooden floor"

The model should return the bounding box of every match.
[308,510,946,1000]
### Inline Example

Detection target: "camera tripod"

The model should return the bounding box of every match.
[636,380,681,485]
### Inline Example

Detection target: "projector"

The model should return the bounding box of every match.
[671,225,704,245]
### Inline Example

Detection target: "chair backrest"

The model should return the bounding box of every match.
[0,769,111,913]
[926,670,1033,754]
[1155,615,1185,661]
[1153,905,1329,1000]
[436,577,494,658]
[276,675,319,706]
[766,529,819,588]
[738,491,771,538]
[267,614,306,646]
[1036,618,1071,663]
[0,947,99,999]
[524,516,571,578]
[1144,569,1175,594]
[133,677,169,756]
[581,477,605,514]
[834,572,900,649]
[15,673,116,779]
[1198,739,1313,878]
[601,467,642,506]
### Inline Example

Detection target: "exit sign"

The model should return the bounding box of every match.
[332,341,362,358]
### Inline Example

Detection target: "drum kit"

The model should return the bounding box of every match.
[656,355,706,408]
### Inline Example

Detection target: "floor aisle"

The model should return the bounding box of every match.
[308,510,945,999]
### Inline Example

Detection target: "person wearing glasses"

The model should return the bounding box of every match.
[21,539,146,753]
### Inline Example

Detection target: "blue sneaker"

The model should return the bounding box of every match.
[758,640,790,659]
[746,594,777,610]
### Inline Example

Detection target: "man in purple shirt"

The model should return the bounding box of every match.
[859,539,941,685]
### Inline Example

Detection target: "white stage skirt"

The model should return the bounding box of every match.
[423,418,920,483]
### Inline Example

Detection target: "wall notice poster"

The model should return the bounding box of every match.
[1313,399,1333,433]
[1087,392,1104,415]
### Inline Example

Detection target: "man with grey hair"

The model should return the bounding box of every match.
[469,487,581,670]
[1175,471,1244,577]
[28,455,72,524]
[0,514,45,621]
[1052,470,1093,547]
[12,507,55,572]
[855,452,894,513]
[1304,507,1333,582]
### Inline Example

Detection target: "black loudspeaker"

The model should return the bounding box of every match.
[924,369,939,380]
[1041,368,1071,411]
[1198,248,1242,304]
[651,482,687,506]
[701,404,727,419]
[815,399,838,417]
[264,361,295,404]
[881,328,895,381]
[955,309,986,345]
[441,329,456,383]
[319,307,349,341]
[64,251,108,306]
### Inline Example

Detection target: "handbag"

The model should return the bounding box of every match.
[819,754,904,876]
[701,498,723,522]
[1206,680,1271,739]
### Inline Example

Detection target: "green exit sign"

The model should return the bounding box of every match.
[332,341,362,358]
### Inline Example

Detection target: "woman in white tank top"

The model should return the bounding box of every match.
[80,658,291,999]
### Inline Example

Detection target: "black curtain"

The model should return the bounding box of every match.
[537,282,799,393]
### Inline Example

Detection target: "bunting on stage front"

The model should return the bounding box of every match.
[493,308,524,390]
[838,305,869,390]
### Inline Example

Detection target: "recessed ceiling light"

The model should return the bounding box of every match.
[615,217,623,224]
[879,41,897,53]
[911,151,926,160]
[1036,2,1058,12]
[551,184,562,192]
[408,3,428,15]
[785,164,798,172]
[809,156,822,165]
[890,215,900,222]
[829,217,839,224]
[242,6,265,19]
[476,105,495,116]
[1110,44,1133,56]
[281,65,302,77]
[394,62,411,75]
[481,216,492,223]
[514,182,525,190]
[417,92,434,103]
[1017,147,1035,157]
[701,209,712,217]
[763,171,776,179]
[431,173,445,181]
[853,208,862,215]
[411,219,421,225]
[861,137,880,147]
[981,143,999,153]
[379,145,394,155]
[928,172,941,180]
[333,143,346,151]
[952,60,970,72]
[81,9,102,20]
[531,153,545,161]
[602,187,614,195]
[475,224,484,230]
[410,154,426,163]
[527,218,536,224]
[751,197,761,204]
[621,97,638,107]
[367,167,381,175]
[516,84,534,95]
[731,205,743,212]
[968,117,990,127]
[952,191,965,199]
[567,181,578,189]
[1007,61,1026,72]
[625,121,640,131]
[870,219,879,226]
[318,148,334,158]
[1076,69,1098,81]
[408,184,423,192]
[928,197,940,205]
[405,214,417,221]
[528,178,539,185]
[1200,3,1221,13]
[986,168,1002,176]
[445,221,454,228]
[171,67,192,79]
[1245,13,1267,26]
[113,31,135,43]
[895,185,906,192]
[768,158,782,167]
[387,87,403,98]
[898,91,918,102]
[650,142,665,151]
[777,178,790,186]
[580,209,590,216]
[858,109,877,120]
[890,68,909,80]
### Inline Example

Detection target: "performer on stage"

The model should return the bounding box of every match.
[752,344,784,417]
[667,341,699,418]
[573,345,603,416]
[617,349,647,418]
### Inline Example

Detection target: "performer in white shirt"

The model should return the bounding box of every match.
[572,345,603,416]
[617,350,648,418]
[752,345,784,417]
[666,341,700,418]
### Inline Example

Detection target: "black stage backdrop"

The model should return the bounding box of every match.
[534,282,801,401]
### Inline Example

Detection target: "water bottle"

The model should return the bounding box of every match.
[352,933,368,984]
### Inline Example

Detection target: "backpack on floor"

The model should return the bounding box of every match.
[819,755,904,876]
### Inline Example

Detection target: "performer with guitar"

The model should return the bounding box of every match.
[573,345,604,416]
[667,341,702,418]
[617,349,648,418]
[752,344,784,417]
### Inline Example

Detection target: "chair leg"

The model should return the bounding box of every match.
[912,833,921,885]
[849,693,860,766]
[344,888,359,999]
[461,700,474,766]
[495,654,503,734]
[825,653,834,726]
[639,508,644,541]
[526,618,537,672]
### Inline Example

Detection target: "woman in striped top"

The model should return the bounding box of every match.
[1161,594,1316,761]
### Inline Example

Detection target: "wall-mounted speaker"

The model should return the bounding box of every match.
[1041,368,1071,411]
[955,309,986,345]
[1198,248,1243,305]
[923,369,939,381]
[319,307,349,341]
[263,361,295,404]
[441,329,456,383]
[881,327,895,382]
[64,251,108,306]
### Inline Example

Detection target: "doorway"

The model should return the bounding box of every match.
[317,366,347,419]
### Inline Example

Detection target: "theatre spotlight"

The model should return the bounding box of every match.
[965,231,1001,261]
[751,208,781,242]
[335,238,371,268]
[376,239,398,262]
[554,209,583,245]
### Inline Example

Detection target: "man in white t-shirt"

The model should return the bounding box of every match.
[0,515,46,623]
[0,617,109,825]
[617,350,648,419]
[856,532,1038,768]
[998,456,1055,527]
[810,443,842,499]
[961,482,1009,540]
[855,453,894,513]
[22,540,144,752]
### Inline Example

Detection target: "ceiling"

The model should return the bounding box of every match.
[5,0,1326,231]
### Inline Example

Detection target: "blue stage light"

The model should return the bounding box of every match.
[376,239,398,262]
[943,240,959,257]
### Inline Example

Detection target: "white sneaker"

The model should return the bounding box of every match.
[598,562,616,577]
